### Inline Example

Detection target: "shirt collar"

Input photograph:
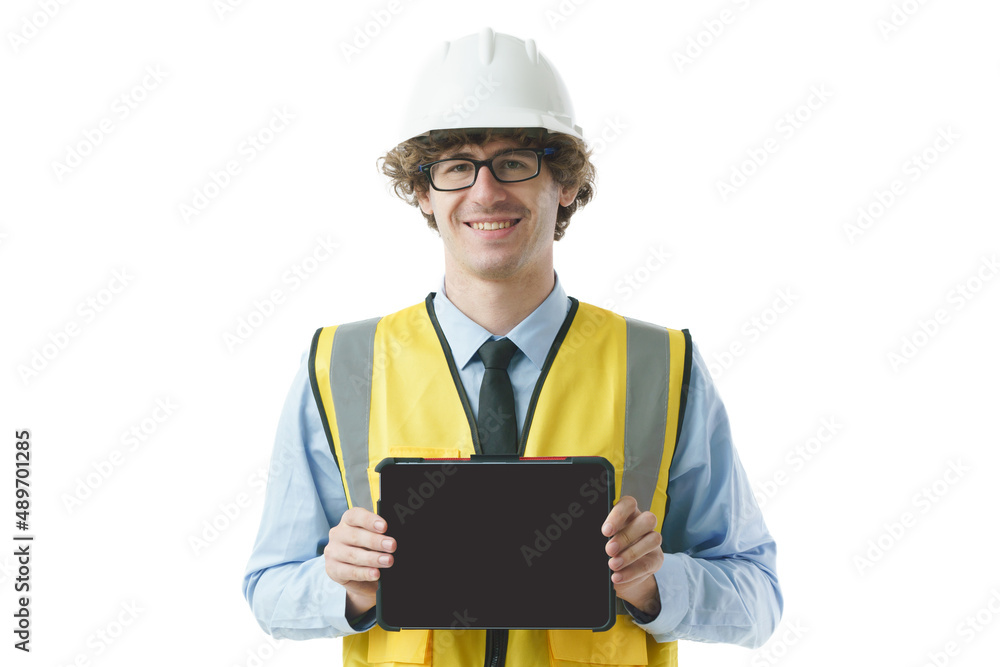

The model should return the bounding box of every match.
[432,272,571,372]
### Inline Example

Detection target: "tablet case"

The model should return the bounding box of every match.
[375,455,615,632]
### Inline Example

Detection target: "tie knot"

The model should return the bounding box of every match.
[478,338,518,370]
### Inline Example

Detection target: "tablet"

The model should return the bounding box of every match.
[374,455,615,632]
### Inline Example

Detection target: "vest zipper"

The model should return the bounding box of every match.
[484,628,508,667]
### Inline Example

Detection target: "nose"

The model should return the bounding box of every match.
[466,163,508,205]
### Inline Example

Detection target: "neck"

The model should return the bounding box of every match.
[443,266,555,337]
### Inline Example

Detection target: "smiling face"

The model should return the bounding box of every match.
[417,138,579,285]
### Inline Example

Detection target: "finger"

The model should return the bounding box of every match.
[606,510,657,556]
[608,531,662,571]
[342,507,389,534]
[324,543,374,581]
[329,542,395,569]
[602,495,639,537]
[352,524,396,553]
[335,523,397,554]
[327,560,383,585]
[611,551,664,586]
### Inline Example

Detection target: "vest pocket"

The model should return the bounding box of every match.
[367,626,431,665]
[546,619,648,665]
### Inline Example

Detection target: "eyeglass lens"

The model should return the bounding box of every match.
[429,150,540,189]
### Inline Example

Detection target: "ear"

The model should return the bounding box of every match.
[558,184,579,208]
[417,189,434,216]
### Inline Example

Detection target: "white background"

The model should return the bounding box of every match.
[2,0,999,665]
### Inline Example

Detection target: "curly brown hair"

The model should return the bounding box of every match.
[379,128,595,241]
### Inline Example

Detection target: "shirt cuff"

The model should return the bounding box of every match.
[348,606,377,631]
[626,554,689,639]
[622,598,657,624]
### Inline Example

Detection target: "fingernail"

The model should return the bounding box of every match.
[602,523,612,535]
[610,558,622,568]
[375,520,386,531]
[379,555,391,565]
[382,539,393,550]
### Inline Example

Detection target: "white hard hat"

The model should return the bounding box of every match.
[398,27,584,143]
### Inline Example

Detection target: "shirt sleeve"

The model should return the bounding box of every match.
[242,349,377,638]
[625,340,784,648]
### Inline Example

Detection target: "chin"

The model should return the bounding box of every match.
[470,260,524,281]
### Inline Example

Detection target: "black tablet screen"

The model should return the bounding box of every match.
[377,458,614,630]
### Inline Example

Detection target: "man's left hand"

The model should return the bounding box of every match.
[602,495,663,618]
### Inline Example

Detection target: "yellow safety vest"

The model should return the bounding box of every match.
[309,295,692,667]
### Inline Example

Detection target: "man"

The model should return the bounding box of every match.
[244,28,782,666]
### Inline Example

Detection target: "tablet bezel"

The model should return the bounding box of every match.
[374,455,616,632]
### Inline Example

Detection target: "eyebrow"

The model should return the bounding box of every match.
[441,146,531,161]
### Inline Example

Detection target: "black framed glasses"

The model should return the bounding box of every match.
[418,148,555,192]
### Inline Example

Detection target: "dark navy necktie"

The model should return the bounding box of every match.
[477,338,519,455]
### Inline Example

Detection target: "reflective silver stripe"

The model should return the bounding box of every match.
[619,318,670,618]
[329,317,381,512]
[621,317,669,514]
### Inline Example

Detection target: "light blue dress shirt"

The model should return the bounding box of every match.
[431,274,571,435]
[243,273,783,648]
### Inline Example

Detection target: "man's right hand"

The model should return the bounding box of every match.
[323,507,396,618]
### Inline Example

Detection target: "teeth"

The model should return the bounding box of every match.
[470,221,515,230]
